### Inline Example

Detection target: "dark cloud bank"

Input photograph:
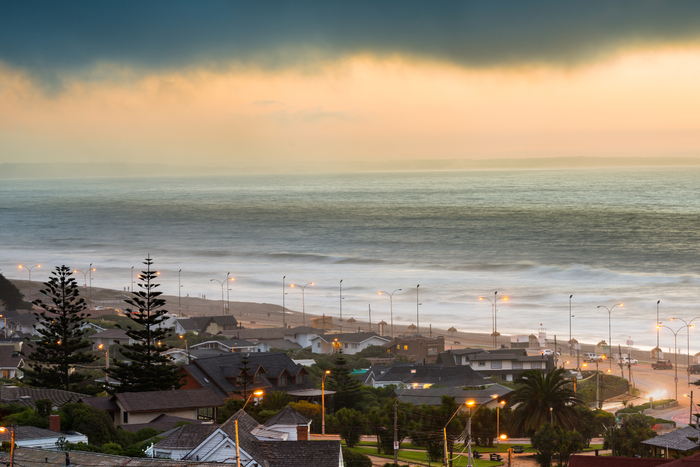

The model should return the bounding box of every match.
[3,1,700,77]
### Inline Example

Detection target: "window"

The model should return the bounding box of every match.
[531,362,543,369]
[512,361,523,370]
[197,407,214,421]
[351,343,358,349]
[403,345,408,350]
[123,411,129,423]
[344,343,348,349]
[478,361,486,367]
[491,361,502,369]
[296,375,304,384]
[317,342,321,348]
[428,346,437,355]
[254,372,261,382]
[278,376,287,386]
[397,344,401,349]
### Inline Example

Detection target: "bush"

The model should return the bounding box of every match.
[342,447,372,467]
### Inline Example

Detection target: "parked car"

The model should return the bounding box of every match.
[690,364,700,374]
[583,352,603,362]
[652,359,673,370]
[541,349,553,356]
[621,357,638,365]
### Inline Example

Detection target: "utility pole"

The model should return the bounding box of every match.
[394,400,398,464]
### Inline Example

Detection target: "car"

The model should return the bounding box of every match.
[690,364,700,374]
[541,349,553,355]
[621,357,638,365]
[652,359,673,370]
[583,352,603,362]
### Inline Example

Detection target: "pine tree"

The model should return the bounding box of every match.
[106,256,182,392]
[326,352,362,411]
[24,266,97,391]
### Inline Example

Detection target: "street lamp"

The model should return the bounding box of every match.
[322,370,331,435]
[499,434,514,467]
[597,303,622,368]
[178,269,183,315]
[479,292,508,348]
[656,300,661,351]
[235,390,264,467]
[339,280,343,332]
[442,400,470,467]
[18,264,40,300]
[291,282,314,327]
[491,395,506,453]
[73,269,89,288]
[416,285,421,336]
[210,279,225,314]
[379,289,402,339]
[0,425,15,467]
[670,317,699,386]
[569,295,574,353]
[659,323,688,401]
[88,263,95,305]
[98,343,109,385]
[225,272,235,316]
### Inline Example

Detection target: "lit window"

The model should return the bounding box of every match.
[428,347,437,355]
[197,407,214,421]
[397,344,400,349]
[403,345,408,350]
[478,361,486,367]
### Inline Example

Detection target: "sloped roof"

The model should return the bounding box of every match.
[180,352,314,398]
[81,396,119,412]
[115,388,224,413]
[209,316,238,326]
[0,346,23,369]
[10,313,38,326]
[569,455,672,467]
[91,329,130,339]
[372,363,491,387]
[257,440,342,467]
[664,451,700,466]
[396,384,512,406]
[316,331,389,344]
[14,426,74,441]
[155,423,220,449]
[260,339,303,350]
[119,414,210,433]
[642,426,700,452]
[220,409,265,461]
[0,386,83,407]
[263,406,310,427]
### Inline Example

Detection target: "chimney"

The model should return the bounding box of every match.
[1,385,19,401]
[50,414,61,432]
[296,424,308,441]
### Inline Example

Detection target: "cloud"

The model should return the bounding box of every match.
[3,0,700,84]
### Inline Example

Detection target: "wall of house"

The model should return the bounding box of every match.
[265,422,309,441]
[119,408,198,425]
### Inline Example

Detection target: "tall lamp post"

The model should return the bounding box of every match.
[670,317,699,386]
[492,395,506,453]
[656,300,661,351]
[210,279,225,314]
[291,282,314,327]
[339,280,343,332]
[658,324,687,401]
[235,390,264,467]
[442,400,470,467]
[98,343,109,385]
[73,269,89,289]
[0,425,15,467]
[88,263,95,305]
[282,276,286,328]
[321,370,331,435]
[416,284,421,336]
[569,295,574,354]
[479,292,508,349]
[379,289,402,339]
[225,272,234,315]
[178,269,182,315]
[18,264,40,300]
[597,303,622,368]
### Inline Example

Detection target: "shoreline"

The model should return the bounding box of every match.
[8,278,662,363]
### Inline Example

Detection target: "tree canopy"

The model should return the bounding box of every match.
[23,266,97,390]
[0,273,31,310]
[106,256,182,392]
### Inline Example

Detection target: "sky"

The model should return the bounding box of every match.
[3,1,700,171]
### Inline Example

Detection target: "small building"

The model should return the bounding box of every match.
[396,384,512,407]
[311,316,334,330]
[262,406,312,441]
[364,362,492,389]
[641,425,700,459]
[436,348,555,382]
[0,345,24,378]
[189,339,257,354]
[310,332,390,355]
[90,329,135,350]
[383,335,445,363]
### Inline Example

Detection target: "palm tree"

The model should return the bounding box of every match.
[507,368,583,435]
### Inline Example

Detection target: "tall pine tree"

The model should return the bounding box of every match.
[106,256,182,392]
[326,352,362,411]
[24,266,97,390]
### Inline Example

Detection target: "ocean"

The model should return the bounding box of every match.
[2,168,700,353]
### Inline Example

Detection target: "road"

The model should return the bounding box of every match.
[561,356,700,426]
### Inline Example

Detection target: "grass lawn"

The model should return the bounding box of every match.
[348,445,503,466]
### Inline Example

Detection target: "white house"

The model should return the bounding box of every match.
[310,331,390,355]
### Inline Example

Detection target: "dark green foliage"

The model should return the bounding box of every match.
[576,406,615,447]
[327,353,362,411]
[341,447,373,467]
[59,402,123,446]
[531,423,585,467]
[604,413,657,457]
[259,391,292,411]
[106,256,183,392]
[34,399,52,418]
[328,407,366,448]
[236,354,255,402]
[507,369,583,435]
[23,266,97,391]
[472,407,498,447]
[0,273,31,310]
[411,396,463,463]
[288,401,322,433]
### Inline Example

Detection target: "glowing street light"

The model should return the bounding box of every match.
[379,289,402,339]
[322,370,331,435]
[480,292,508,348]
[597,303,622,368]
[18,264,40,300]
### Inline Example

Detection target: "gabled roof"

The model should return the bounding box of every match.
[642,426,700,452]
[371,363,492,387]
[115,388,224,413]
[263,406,311,427]
[180,352,315,398]
[220,409,265,461]
[209,316,239,326]
[90,329,130,339]
[259,339,303,350]
[177,316,238,334]
[10,313,38,326]
[0,346,23,369]
[14,426,75,441]
[119,414,211,433]
[315,331,389,344]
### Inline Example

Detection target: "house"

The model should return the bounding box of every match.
[153,409,343,466]
[254,339,302,353]
[642,426,700,459]
[262,406,312,441]
[395,384,512,407]
[178,352,315,401]
[175,316,239,335]
[218,325,325,349]
[189,338,258,354]
[90,329,135,350]
[310,332,390,355]
[11,416,88,449]
[364,362,493,389]
[0,345,23,378]
[436,348,555,382]
[83,388,224,427]
[7,312,39,336]
[383,335,445,363]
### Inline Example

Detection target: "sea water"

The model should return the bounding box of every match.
[2,168,700,352]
